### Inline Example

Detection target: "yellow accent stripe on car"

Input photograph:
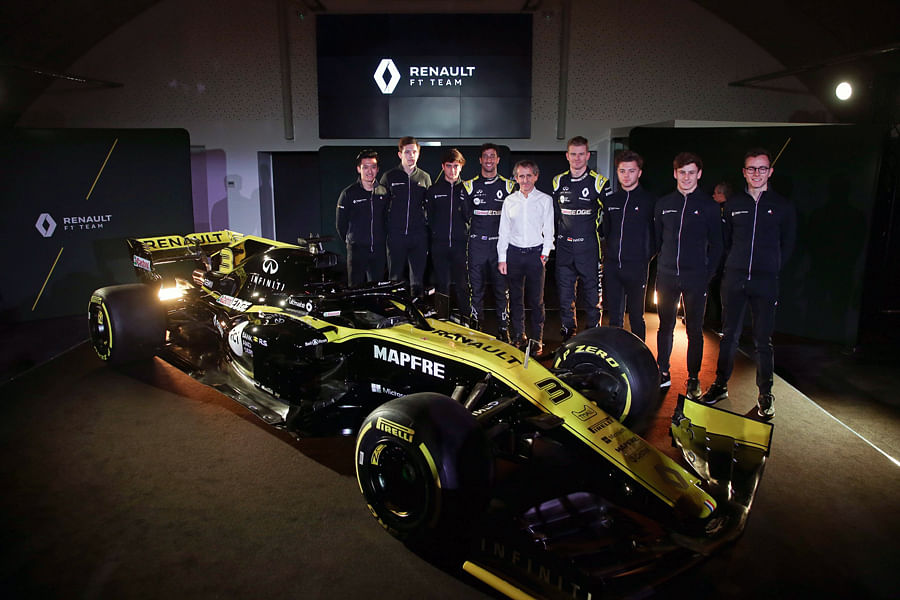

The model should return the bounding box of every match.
[683,398,773,452]
[462,561,538,600]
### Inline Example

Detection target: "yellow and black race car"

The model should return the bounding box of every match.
[88,230,772,600]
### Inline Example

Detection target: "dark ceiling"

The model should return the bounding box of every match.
[1,0,898,128]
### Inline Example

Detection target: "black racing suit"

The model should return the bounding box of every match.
[380,165,432,297]
[426,177,470,315]
[552,169,608,331]
[462,174,515,332]
[715,188,796,393]
[654,189,723,378]
[336,179,388,286]
[601,184,656,341]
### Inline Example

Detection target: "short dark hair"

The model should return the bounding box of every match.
[615,150,644,170]
[398,136,420,151]
[480,143,500,158]
[744,148,772,164]
[673,152,703,171]
[355,149,378,167]
[441,148,466,166]
[714,181,733,197]
[513,159,539,178]
[567,136,589,150]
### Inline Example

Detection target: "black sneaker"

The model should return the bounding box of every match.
[700,381,728,405]
[757,393,775,419]
[497,328,510,344]
[686,377,702,399]
[659,371,671,388]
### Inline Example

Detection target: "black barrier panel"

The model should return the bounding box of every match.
[317,14,532,139]
[1,128,193,323]
[629,125,882,345]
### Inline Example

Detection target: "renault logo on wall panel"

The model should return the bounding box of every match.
[373,59,401,94]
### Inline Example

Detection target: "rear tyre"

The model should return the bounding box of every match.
[88,284,165,365]
[355,393,493,544]
[553,327,660,430]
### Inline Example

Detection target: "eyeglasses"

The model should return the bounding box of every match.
[744,166,770,174]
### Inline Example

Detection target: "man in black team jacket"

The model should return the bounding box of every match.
[463,143,515,341]
[601,150,656,341]
[552,136,609,341]
[336,149,388,285]
[427,148,470,316]
[701,148,796,419]
[380,136,432,298]
[654,152,723,398]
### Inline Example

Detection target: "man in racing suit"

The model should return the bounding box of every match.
[426,148,470,316]
[463,143,515,341]
[601,150,656,341]
[700,148,796,419]
[380,136,432,298]
[552,136,608,341]
[654,152,723,398]
[336,149,388,285]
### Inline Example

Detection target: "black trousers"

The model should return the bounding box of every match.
[603,260,649,341]
[656,271,708,377]
[468,237,508,326]
[387,233,427,296]
[347,241,386,286]
[555,240,601,330]
[716,271,779,394]
[507,245,545,342]
[431,240,470,316]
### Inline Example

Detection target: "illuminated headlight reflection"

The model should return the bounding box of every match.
[158,286,187,301]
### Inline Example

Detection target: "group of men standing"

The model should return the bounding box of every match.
[336,136,795,419]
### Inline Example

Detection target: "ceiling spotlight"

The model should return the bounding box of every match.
[835,81,853,101]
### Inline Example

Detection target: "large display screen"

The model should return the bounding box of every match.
[317,14,532,139]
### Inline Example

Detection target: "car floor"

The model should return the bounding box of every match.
[0,311,898,599]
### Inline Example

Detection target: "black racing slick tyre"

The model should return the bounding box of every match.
[355,393,493,544]
[88,284,166,366]
[553,327,660,430]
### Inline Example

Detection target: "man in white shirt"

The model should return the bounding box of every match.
[498,160,555,353]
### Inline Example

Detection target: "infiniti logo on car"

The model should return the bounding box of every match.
[262,257,279,274]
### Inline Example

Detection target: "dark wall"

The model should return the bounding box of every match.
[630,125,883,345]
[1,128,193,322]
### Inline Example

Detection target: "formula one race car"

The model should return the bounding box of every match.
[88,230,773,599]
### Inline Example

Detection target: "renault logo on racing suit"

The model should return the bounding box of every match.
[262,257,279,274]
[373,59,401,94]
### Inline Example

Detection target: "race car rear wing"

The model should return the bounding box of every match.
[127,230,243,282]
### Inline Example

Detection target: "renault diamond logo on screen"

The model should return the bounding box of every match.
[35,213,57,238]
[373,59,401,94]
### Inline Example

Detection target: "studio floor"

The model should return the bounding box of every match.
[1,311,898,599]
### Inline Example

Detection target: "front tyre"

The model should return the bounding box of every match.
[355,393,493,544]
[554,327,660,430]
[88,284,165,365]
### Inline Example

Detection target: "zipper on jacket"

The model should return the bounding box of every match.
[405,171,411,235]
[618,190,630,268]
[448,180,454,247]
[748,192,761,280]
[676,193,687,276]
[369,188,374,253]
